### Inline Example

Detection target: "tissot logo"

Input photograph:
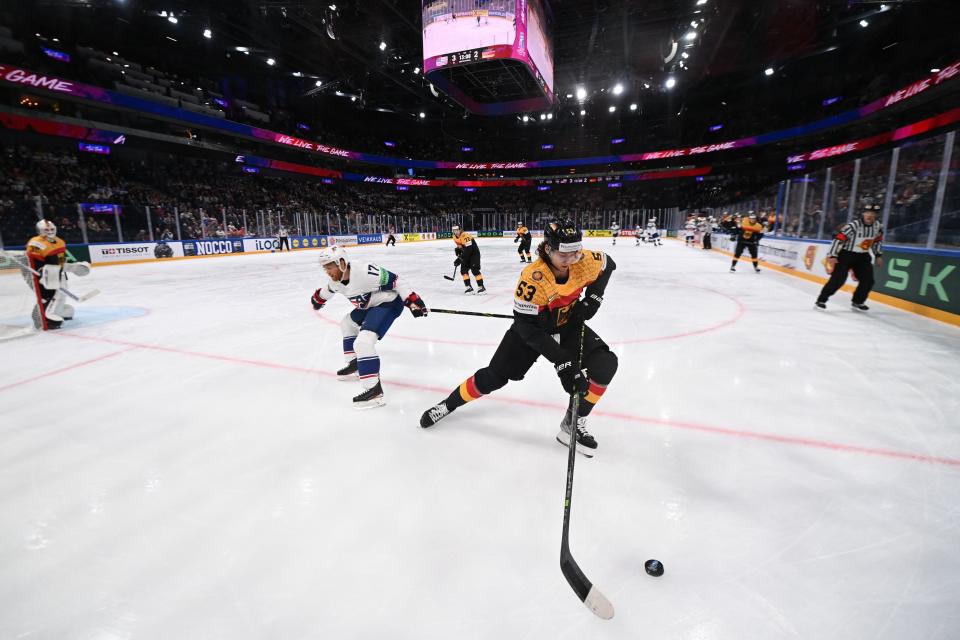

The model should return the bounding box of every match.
[102,246,149,255]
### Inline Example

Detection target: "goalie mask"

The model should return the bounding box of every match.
[36,219,57,240]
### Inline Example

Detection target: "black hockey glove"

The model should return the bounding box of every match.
[404,292,428,318]
[453,258,462,267]
[572,293,603,323]
[555,358,589,394]
[513,236,520,243]
[311,289,327,310]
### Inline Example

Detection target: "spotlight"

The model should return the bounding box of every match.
[575,86,587,100]
[203,28,212,39]
[547,113,553,120]
[665,77,677,89]
[266,58,275,66]
[540,113,546,120]
[522,115,530,122]
[315,80,323,87]
[168,15,178,24]
[419,112,426,119]
[764,67,774,76]
[580,109,586,116]
[629,103,637,111]
[379,41,387,51]
[413,67,420,74]
[684,31,697,41]
[859,19,869,27]
[612,83,623,95]
[608,105,616,113]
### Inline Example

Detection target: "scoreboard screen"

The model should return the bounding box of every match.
[422,0,554,113]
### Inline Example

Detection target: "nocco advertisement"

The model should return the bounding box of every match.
[89,241,184,263]
[182,239,244,257]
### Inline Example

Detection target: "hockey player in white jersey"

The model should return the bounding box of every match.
[645,219,662,246]
[311,246,428,408]
[684,216,697,246]
[635,224,644,246]
[610,222,620,245]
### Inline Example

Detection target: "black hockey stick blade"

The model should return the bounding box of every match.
[443,275,455,281]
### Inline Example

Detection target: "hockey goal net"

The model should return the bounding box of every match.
[0,250,41,341]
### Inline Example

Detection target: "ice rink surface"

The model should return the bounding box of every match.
[1,237,959,639]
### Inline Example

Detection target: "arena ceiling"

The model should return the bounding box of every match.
[7,0,960,161]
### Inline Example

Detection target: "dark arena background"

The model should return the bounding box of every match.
[0,0,958,637]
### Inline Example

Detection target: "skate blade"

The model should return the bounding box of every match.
[353,396,386,410]
[337,373,359,382]
[555,433,595,458]
[464,291,476,295]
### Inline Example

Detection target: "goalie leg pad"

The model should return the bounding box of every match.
[45,291,65,322]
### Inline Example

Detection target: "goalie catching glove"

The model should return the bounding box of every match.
[404,292,428,318]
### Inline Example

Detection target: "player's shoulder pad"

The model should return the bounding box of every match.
[27,237,46,251]
[513,263,550,314]
[584,248,608,271]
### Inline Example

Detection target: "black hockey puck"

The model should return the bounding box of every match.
[644,559,664,577]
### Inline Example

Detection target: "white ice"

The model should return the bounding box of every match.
[423,17,516,59]
[1,238,959,640]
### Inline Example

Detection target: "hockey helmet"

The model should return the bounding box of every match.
[544,220,583,252]
[317,245,348,268]
[36,219,57,240]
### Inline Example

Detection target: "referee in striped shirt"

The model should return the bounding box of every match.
[815,203,884,311]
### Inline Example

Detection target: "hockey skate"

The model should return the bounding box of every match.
[556,406,597,458]
[754,266,761,273]
[464,283,475,295]
[337,358,358,381]
[477,284,487,295]
[420,401,452,428]
[353,381,386,409]
[729,266,736,272]
[851,302,869,311]
[814,301,827,310]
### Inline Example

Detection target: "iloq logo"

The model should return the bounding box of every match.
[253,239,281,251]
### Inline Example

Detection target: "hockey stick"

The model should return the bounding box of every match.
[443,264,458,281]
[560,321,614,619]
[0,250,100,302]
[428,308,512,319]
